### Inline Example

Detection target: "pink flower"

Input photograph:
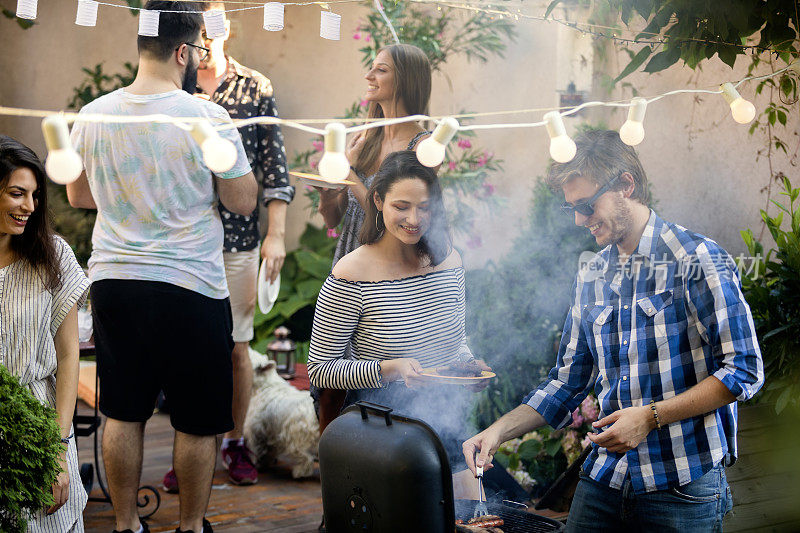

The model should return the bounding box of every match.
[437,32,444,40]
[360,99,369,108]
[580,396,600,422]
[310,160,318,169]
[466,235,482,249]
[482,183,495,196]
[569,410,585,428]
[312,140,323,152]
[447,161,457,171]
[327,228,340,238]
[364,33,371,43]
[457,138,472,149]
[353,32,361,40]
[476,153,488,167]
[304,185,313,191]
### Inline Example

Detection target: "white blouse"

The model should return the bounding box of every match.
[0,235,90,533]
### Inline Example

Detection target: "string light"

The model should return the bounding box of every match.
[544,111,576,163]
[318,123,350,180]
[416,117,459,167]
[40,116,83,185]
[15,0,37,20]
[138,9,159,37]
[75,0,100,27]
[319,10,341,40]
[203,8,227,39]
[619,97,647,146]
[1,64,793,169]
[720,83,756,124]
[190,121,238,173]
[263,2,285,31]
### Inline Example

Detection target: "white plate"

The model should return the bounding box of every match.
[257,259,281,314]
[290,171,354,190]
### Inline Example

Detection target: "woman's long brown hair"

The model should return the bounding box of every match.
[0,136,62,292]
[354,44,432,175]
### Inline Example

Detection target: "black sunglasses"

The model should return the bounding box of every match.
[177,42,210,62]
[560,173,623,217]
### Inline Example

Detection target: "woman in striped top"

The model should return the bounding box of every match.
[308,150,488,465]
[0,137,89,532]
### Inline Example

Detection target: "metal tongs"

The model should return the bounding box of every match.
[473,465,489,518]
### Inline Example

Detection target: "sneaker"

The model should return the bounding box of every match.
[221,442,258,485]
[162,467,179,494]
[113,520,150,533]
[176,518,213,533]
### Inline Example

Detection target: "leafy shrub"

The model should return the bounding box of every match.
[740,175,800,413]
[0,365,63,533]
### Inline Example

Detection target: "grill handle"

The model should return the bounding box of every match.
[355,401,394,426]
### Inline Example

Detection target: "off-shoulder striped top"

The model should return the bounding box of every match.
[307,267,470,390]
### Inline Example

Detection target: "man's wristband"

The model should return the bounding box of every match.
[60,434,74,445]
[649,400,662,430]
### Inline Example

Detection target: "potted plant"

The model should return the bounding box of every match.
[0,365,63,533]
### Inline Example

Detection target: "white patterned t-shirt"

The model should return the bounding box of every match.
[71,88,251,299]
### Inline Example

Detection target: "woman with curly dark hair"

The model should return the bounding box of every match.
[0,135,89,532]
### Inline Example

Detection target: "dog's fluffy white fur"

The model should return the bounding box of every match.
[243,348,319,478]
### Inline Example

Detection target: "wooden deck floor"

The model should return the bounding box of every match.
[77,404,323,533]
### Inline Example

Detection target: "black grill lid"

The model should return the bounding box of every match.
[319,401,455,533]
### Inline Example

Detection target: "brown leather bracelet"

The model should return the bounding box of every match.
[649,400,662,429]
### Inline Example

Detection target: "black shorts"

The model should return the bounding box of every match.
[91,279,234,435]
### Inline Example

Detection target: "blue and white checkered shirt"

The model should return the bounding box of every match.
[524,210,764,494]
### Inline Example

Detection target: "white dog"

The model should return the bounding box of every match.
[243,348,319,479]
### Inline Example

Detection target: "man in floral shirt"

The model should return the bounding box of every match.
[162,1,294,490]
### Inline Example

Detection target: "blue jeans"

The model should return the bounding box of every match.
[566,464,733,532]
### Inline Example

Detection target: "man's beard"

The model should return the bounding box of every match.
[182,54,199,94]
[599,195,634,248]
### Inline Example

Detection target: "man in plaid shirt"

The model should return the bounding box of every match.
[464,130,763,531]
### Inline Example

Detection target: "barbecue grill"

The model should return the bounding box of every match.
[319,401,565,532]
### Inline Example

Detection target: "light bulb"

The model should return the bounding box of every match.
[41,115,83,184]
[416,138,447,167]
[544,111,576,163]
[319,152,351,180]
[730,98,756,124]
[319,123,350,180]
[190,121,238,173]
[549,135,577,163]
[45,150,84,185]
[619,97,647,146]
[415,117,459,167]
[720,82,756,124]
[201,137,238,173]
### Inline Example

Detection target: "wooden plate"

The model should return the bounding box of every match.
[290,171,355,190]
[418,369,496,385]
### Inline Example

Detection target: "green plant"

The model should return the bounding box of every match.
[494,395,600,497]
[0,365,63,533]
[250,223,337,360]
[740,175,800,414]
[67,62,138,111]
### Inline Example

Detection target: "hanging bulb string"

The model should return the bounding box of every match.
[0,61,793,136]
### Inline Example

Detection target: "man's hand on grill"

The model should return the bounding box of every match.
[462,428,501,476]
